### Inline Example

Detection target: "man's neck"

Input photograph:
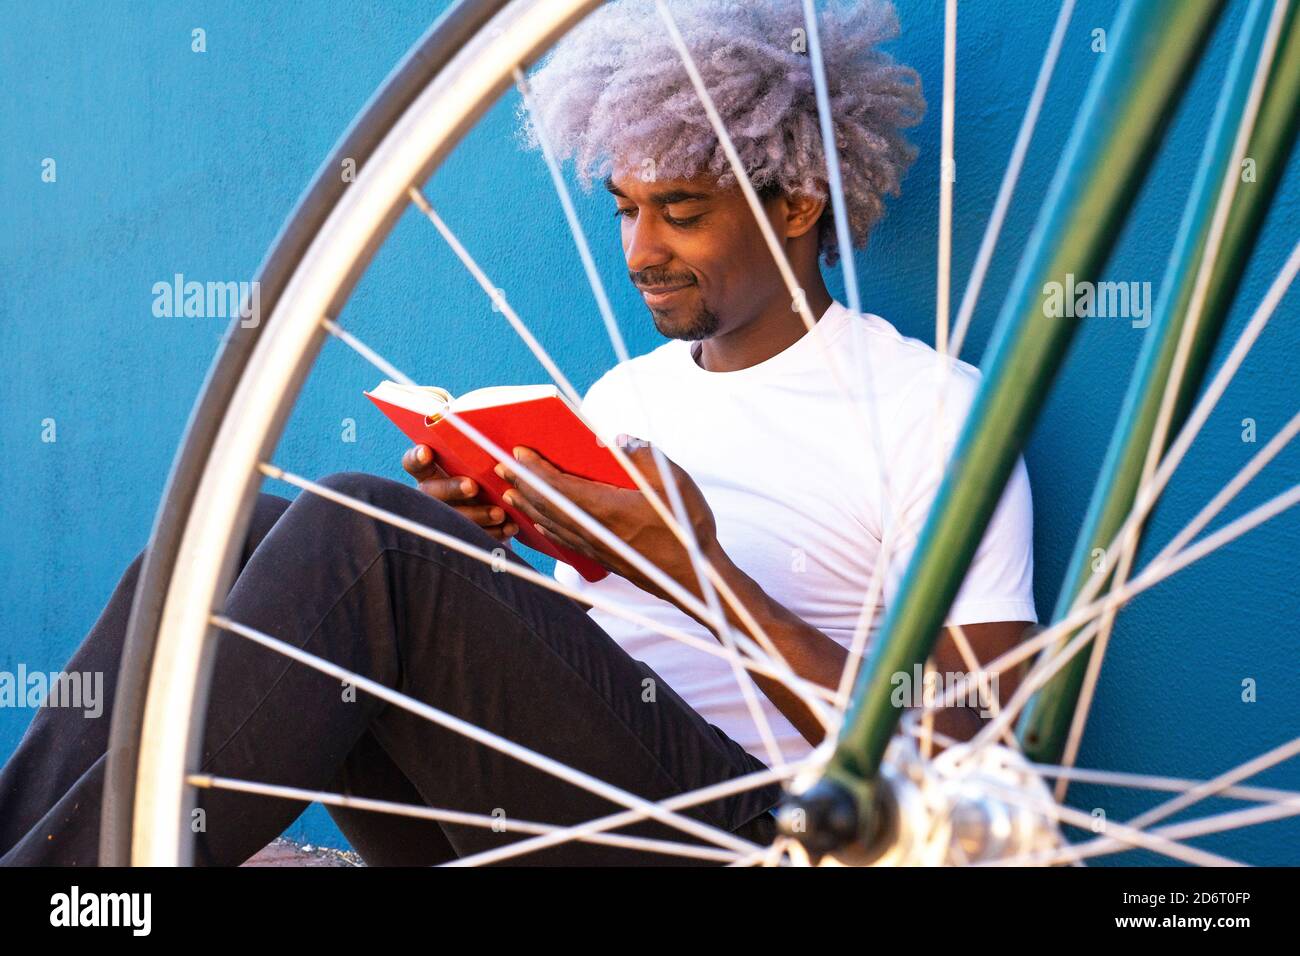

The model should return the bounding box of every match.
[692,281,835,373]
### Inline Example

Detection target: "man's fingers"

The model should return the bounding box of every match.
[455,502,508,527]
[502,485,550,530]
[497,446,569,520]
[535,517,592,558]
[503,488,587,557]
[485,521,520,542]
[416,475,479,502]
[402,444,442,481]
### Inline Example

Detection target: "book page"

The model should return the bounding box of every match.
[452,383,564,413]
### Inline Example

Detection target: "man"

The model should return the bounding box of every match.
[0,0,1033,866]
[418,0,1037,761]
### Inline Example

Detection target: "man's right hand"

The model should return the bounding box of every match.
[401,444,519,544]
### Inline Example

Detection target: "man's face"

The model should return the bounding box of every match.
[606,169,786,341]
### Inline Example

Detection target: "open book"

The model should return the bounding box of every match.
[365,380,637,582]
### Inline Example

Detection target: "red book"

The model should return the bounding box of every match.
[365,380,636,583]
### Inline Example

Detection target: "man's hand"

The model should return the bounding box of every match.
[401,443,519,544]
[495,435,718,600]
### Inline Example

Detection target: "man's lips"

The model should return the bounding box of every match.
[637,282,694,305]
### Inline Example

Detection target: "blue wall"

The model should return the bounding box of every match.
[2,0,1296,863]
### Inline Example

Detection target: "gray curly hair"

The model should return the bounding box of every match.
[515,0,926,266]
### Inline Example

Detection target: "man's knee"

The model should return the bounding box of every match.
[242,493,292,563]
[251,492,291,530]
[315,471,422,512]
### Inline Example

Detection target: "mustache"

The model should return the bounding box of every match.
[630,271,696,289]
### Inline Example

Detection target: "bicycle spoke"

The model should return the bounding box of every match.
[935,378,1300,729]
[189,774,738,862]
[951,0,1075,360]
[510,64,798,697]
[945,624,1020,751]
[447,758,812,867]
[1124,736,1300,832]
[1151,408,1300,565]
[894,0,1077,747]
[795,0,922,709]
[835,0,1104,789]
[894,1,1087,735]
[919,657,937,759]
[967,622,1106,753]
[832,552,890,710]
[209,613,760,856]
[803,0,909,730]
[1049,798,1300,866]
[936,0,956,356]
[890,734,1300,865]
[760,836,793,867]
[727,845,774,867]
[404,188,584,402]
[1039,429,1300,755]
[976,780,1244,867]
[998,755,1300,867]
[660,0,935,715]
[321,318,414,386]
[1031,762,1300,805]
[1015,738,1300,865]
[924,183,997,763]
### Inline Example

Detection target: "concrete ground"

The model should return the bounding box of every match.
[241,837,365,867]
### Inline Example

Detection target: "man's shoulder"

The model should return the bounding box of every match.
[855,311,983,404]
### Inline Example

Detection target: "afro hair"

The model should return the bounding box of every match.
[515,0,926,266]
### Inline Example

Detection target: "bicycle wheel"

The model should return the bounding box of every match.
[102,0,1300,867]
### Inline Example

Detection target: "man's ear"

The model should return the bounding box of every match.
[784,190,828,240]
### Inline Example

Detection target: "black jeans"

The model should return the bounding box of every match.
[0,472,782,865]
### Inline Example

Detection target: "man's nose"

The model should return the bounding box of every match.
[623,213,671,273]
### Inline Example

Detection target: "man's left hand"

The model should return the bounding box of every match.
[495,435,719,601]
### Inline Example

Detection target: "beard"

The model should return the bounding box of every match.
[649,298,721,341]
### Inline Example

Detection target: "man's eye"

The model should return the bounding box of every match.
[613,206,701,227]
[664,213,702,227]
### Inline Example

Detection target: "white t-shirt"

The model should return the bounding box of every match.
[552,300,1037,764]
